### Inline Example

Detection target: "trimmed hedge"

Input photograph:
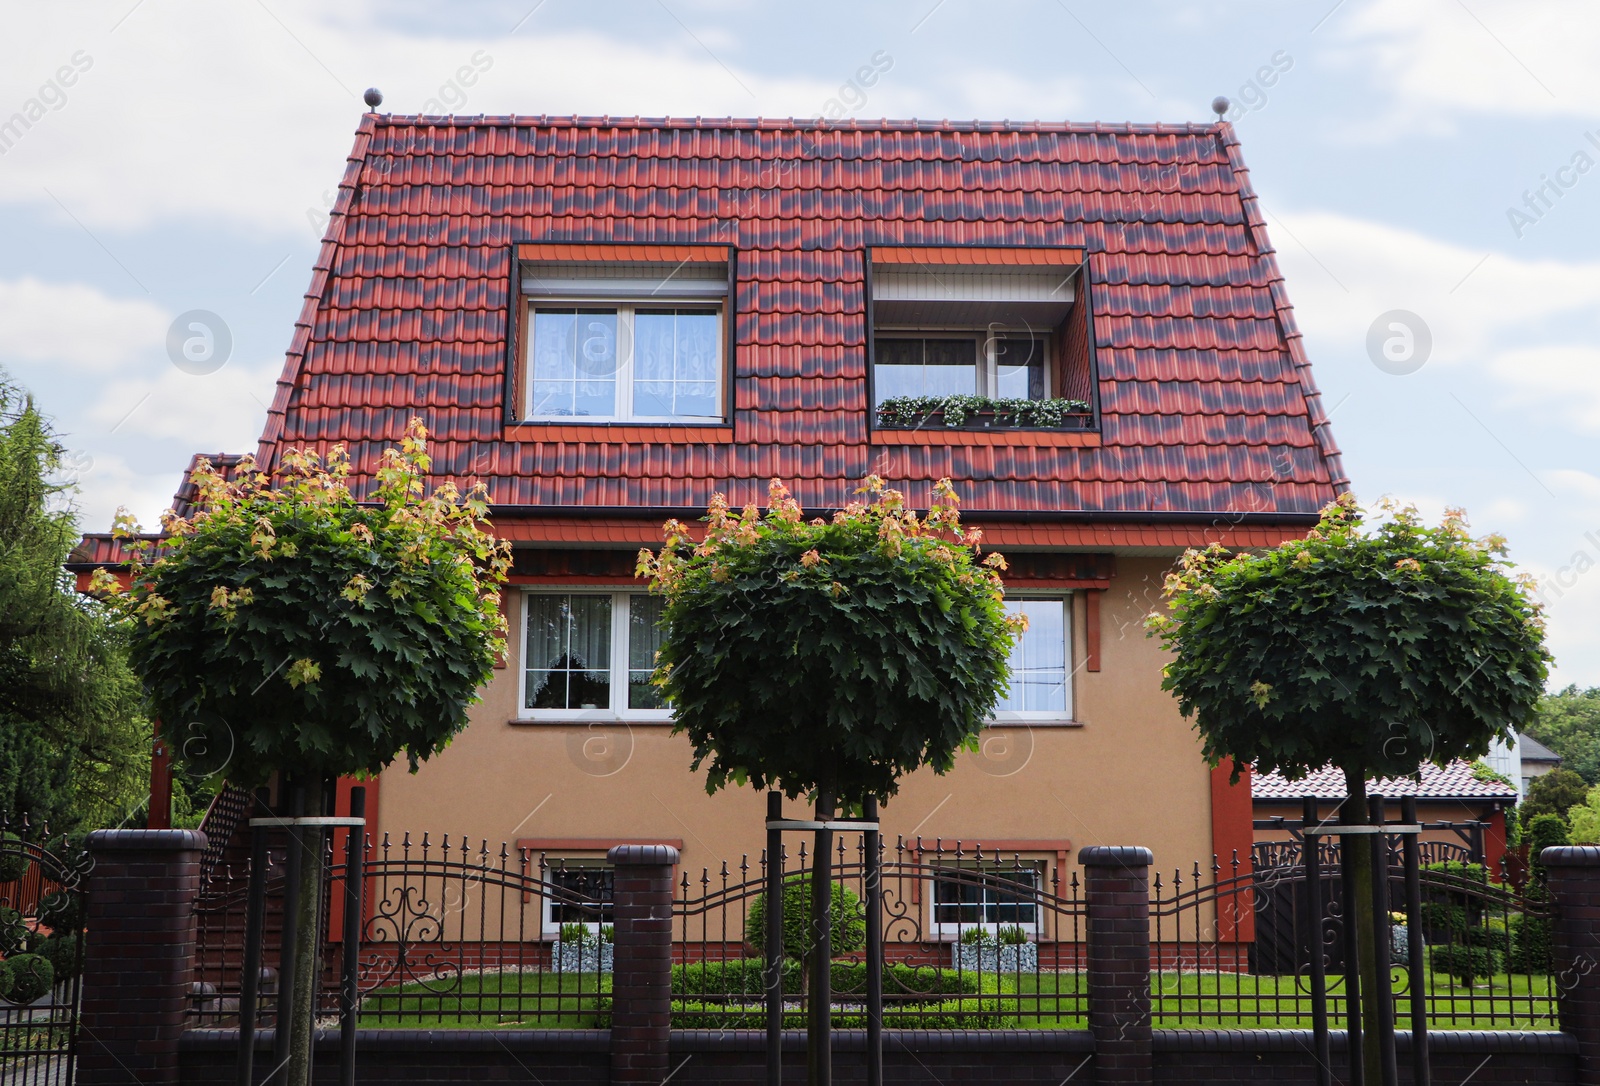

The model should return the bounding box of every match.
[1509,913,1553,974]
[0,953,54,1005]
[671,958,980,999]
[1430,943,1502,984]
[744,875,866,961]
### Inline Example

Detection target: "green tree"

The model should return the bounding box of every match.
[100,420,509,1086]
[1149,495,1548,1085]
[640,477,1021,1075]
[1567,785,1600,845]
[1521,767,1589,824]
[0,375,149,834]
[1523,685,1600,784]
[637,477,1022,806]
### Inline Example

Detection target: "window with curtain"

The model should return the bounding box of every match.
[522,592,671,719]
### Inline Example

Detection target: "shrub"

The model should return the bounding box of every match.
[671,958,979,1000]
[557,923,592,944]
[672,958,799,997]
[30,935,80,982]
[1509,913,1553,974]
[37,888,83,936]
[0,907,26,957]
[959,928,994,946]
[1430,944,1501,984]
[0,834,28,883]
[744,874,866,962]
[0,953,54,1004]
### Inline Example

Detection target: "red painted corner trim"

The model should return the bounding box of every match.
[1210,761,1255,943]
[1085,590,1102,672]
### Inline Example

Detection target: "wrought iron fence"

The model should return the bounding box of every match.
[672,835,1086,1029]
[1152,838,1556,1031]
[0,825,87,1086]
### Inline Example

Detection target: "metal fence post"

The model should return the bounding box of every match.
[1338,799,1365,1086]
[237,799,269,1086]
[864,796,883,1086]
[1401,795,1430,1086]
[808,791,836,1086]
[766,792,784,1086]
[338,787,367,1086]
[1367,796,1398,1086]
[1303,797,1332,1086]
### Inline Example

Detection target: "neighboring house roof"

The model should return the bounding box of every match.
[1252,761,1518,803]
[247,114,1345,516]
[1518,733,1562,766]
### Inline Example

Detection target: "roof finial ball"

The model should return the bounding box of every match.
[363,87,384,111]
[1210,96,1230,120]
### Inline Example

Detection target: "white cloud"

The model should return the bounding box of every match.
[82,358,277,451]
[1331,0,1600,123]
[0,1,934,235]
[0,277,169,371]
[1272,210,1600,428]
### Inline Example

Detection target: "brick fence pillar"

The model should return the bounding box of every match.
[1081,845,1153,1086]
[1545,845,1600,1086]
[78,828,207,1086]
[608,843,679,1084]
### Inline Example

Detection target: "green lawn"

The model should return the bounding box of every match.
[354,969,1557,1031]
[357,970,610,1028]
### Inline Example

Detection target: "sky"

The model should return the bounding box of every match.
[3,0,1598,688]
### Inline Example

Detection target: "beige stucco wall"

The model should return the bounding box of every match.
[375,555,1212,885]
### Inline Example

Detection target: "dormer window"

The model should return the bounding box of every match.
[869,247,1097,430]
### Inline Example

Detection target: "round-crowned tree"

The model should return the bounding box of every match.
[637,476,1023,807]
[1147,494,1547,1082]
[97,419,509,1086]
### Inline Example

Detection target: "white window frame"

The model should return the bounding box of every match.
[538,857,614,938]
[928,859,1046,940]
[523,299,725,423]
[872,326,1053,406]
[518,589,672,722]
[990,593,1075,724]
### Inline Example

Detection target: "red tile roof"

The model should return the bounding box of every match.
[1253,761,1518,803]
[246,115,1345,516]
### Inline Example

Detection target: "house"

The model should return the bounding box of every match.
[1517,733,1562,795]
[1252,761,1517,871]
[72,111,1347,938]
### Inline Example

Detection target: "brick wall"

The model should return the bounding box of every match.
[79,828,206,1086]
[179,1028,1574,1086]
[1546,846,1600,1086]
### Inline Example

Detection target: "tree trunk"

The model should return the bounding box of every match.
[286,771,326,1086]
[1344,766,1381,1086]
